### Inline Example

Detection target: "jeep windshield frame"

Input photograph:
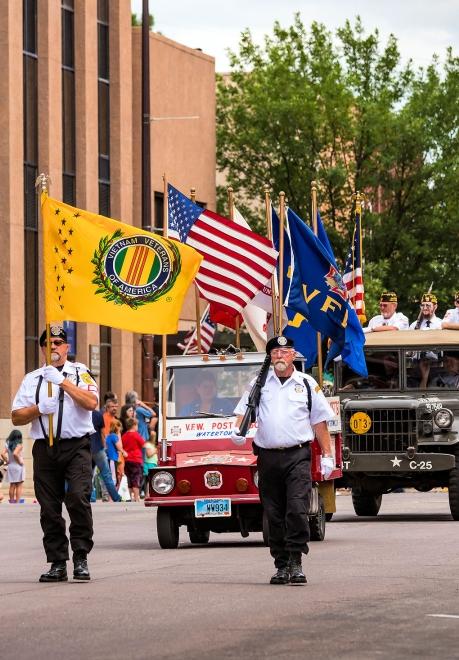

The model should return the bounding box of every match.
[335,329,459,393]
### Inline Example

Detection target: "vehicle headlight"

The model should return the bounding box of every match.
[434,408,453,430]
[253,470,259,488]
[152,471,175,494]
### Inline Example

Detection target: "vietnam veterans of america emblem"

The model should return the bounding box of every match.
[91,229,181,309]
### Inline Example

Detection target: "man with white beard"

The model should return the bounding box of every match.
[231,335,335,585]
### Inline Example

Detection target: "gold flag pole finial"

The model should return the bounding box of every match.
[35,173,51,194]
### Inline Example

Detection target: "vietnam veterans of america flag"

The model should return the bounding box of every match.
[168,184,278,326]
[42,194,202,335]
[343,208,366,324]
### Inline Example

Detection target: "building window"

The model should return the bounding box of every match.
[153,192,164,233]
[98,0,111,393]
[62,0,76,205]
[23,0,38,371]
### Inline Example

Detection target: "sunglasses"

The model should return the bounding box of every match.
[43,339,66,347]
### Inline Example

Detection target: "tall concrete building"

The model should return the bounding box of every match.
[0,0,216,453]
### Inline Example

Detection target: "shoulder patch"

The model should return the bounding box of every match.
[315,384,321,393]
[81,372,95,385]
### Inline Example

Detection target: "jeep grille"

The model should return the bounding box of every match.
[344,408,417,453]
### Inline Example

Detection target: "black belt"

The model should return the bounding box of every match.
[256,442,309,451]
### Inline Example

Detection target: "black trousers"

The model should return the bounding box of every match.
[257,443,311,568]
[32,436,94,563]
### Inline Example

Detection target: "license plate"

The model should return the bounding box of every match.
[194,498,231,518]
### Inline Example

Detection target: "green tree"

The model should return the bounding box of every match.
[217,15,459,319]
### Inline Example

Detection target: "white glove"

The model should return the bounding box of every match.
[320,456,335,480]
[230,427,245,446]
[42,365,65,386]
[38,396,59,415]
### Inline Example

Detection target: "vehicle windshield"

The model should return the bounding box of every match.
[339,350,400,391]
[166,363,261,418]
[337,348,459,391]
[405,349,459,389]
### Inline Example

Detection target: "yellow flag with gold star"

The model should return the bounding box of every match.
[42,193,202,334]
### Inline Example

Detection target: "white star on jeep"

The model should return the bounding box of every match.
[391,456,402,467]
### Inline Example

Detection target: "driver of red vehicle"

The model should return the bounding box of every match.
[231,335,335,586]
[178,371,234,416]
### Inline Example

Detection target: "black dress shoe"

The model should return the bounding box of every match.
[73,558,90,581]
[270,567,290,585]
[39,561,68,583]
[289,561,307,584]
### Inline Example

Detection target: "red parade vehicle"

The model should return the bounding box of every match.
[145,350,342,548]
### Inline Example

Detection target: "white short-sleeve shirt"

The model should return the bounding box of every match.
[443,308,459,324]
[12,361,98,440]
[364,312,409,333]
[409,315,442,330]
[234,368,334,449]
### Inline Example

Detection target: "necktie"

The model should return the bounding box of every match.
[426,320,431,328]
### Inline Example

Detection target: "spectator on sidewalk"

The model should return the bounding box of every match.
[90,410,121,503]
[4,430,25,503]
[121,418,145,502]
[105,419,126,487]
[103,398,118,437]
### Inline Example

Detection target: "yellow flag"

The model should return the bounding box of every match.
[42,194,202,334]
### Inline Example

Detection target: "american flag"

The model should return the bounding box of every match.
[168,185,278,327]
[343,208,366,324]
[177,311,216,354]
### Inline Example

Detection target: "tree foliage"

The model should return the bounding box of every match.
[216,15,459,319]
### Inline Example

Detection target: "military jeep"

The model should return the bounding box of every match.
[334,329,459,519]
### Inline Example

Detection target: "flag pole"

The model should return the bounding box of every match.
[190,187,203,354]
[160,173,169,462]
[311,181,323,386]
[352,190,366,325]
[227,187,241,349]
[264,185,278,336]
[278,192,285,335]
[35,172,54,447]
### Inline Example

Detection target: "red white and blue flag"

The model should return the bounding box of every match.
[168,184,278,327]
[177,310,216,354]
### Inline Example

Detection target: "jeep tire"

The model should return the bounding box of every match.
[352,490,382,516]
[309,495,326,541]
[157,507,179,549]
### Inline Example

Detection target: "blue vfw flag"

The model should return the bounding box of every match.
[272,207,367,377]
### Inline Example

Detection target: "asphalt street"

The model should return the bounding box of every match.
[1,491,459,660]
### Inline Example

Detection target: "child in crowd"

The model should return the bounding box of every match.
[105,420,126,487]
[143,434,158,497]
[121,418,145,502]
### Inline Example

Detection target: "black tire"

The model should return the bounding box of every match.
[309,495,326,542]
[352,490,382,516]
[262,510,269,546]
[325,512,334,522]
[188,529,210,544]
[157,508,179,549]
[448,453,459,520]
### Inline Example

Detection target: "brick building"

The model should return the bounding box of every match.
[0,0,215,486]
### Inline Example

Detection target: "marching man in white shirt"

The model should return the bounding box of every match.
[364,291,409,333]
[231,335,335,585]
